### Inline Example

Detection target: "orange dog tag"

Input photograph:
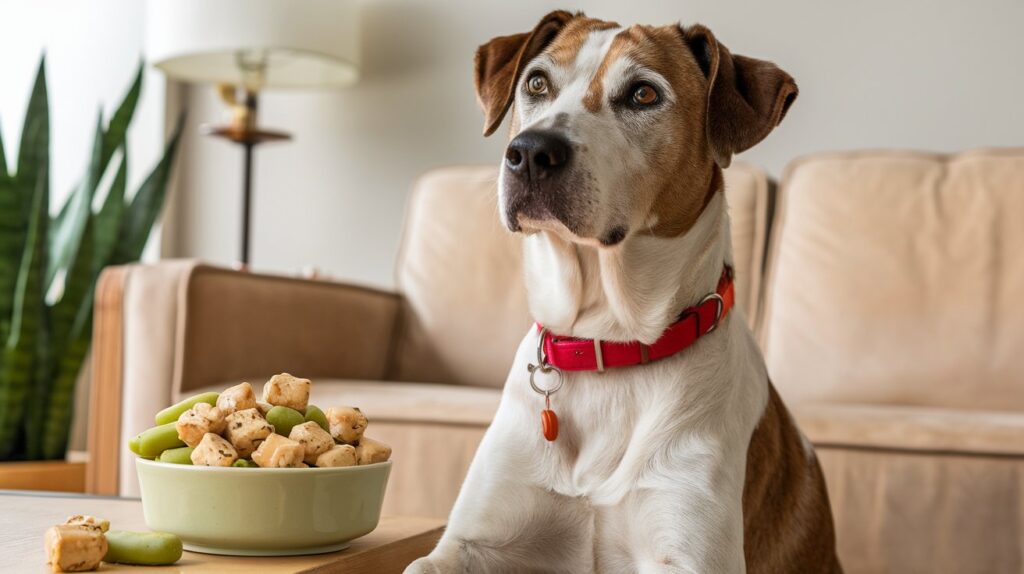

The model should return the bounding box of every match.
[541,408,558,441]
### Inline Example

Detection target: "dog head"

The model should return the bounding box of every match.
[475,11,797,246]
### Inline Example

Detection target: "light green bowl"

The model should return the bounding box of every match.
[135,458,391,556]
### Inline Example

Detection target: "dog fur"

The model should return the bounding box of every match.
[407,11,840,574]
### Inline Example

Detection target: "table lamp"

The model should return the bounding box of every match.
[145,0,360,266]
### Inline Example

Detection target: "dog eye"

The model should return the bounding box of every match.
[630,83,659,106]
[526,73,549,96]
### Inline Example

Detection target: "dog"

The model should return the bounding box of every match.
[407,11,841,574]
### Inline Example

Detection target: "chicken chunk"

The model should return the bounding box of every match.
[45,524,108,572]
[326,406,367,444]
[289,421,334,465]
[262,373,311,411]
[355,436,392,465]
[224,408,274,458]
[216,382,257,415]
[251,433,305,468]
[175,402,226,447]
[315,444,357,468]
[190,433,238,466]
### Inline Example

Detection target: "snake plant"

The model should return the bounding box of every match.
[0,58,183,461]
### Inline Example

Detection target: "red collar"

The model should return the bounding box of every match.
[537,267,735,372]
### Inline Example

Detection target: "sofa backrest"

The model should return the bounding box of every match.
[392,164,773,388]
[759,149,1024,412]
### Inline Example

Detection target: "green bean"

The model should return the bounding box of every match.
[232,459,258,468]
[154,392,220,425]
[103,530,182,566]
[157,446,194,465]
[266,406,304,437]
[134,422,186,458]
[304,404,329,432]
[128,435,141,455]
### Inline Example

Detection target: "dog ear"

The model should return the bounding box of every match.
[474,10,575,136]
[680,25,798,168]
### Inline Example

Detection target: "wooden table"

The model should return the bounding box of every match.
[1,491,443,573]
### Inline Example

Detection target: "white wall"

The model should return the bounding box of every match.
[168,0,1024,288]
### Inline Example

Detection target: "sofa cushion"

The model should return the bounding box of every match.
[760,149,1024,411]
[392,167,531,389]
[817,445,1023,574]
[794,403,1024,457]
[393,164,772,388]
[723,162,772,325]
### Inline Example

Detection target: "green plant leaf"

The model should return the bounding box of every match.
[0,121,8,178]
[0,166,48,459]
[46,113,102,290]
[39,219,91,459]
[0,175,22,336]
[92,147,127,277]
[110,113,185,265]
[15,58,48,219]
[41,287,92,459]
[0,58,48,394]
[100,64,142,169]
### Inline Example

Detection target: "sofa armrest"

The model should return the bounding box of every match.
[793,402,1024,457]
[87,260,401,495]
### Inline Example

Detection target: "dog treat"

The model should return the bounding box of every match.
[326,406,368,444]
[157,446,194,465]
[134,422,186,458]
[289,421,335,465]
[102,531,182,566]
[355,436,392,465]
[262,373,311,411]
[135,373,391,467]
[44,524,108,572]
[251,433,304,468]
[154,392,219,425]
[304,404,329,432]
[266,406,305,438]
[175,402,227,447]
[315,444,358,468]
[224,408,274,458]
[190,433,238,467]
[216,382,257,415]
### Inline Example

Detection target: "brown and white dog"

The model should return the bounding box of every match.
[407,11,840,574]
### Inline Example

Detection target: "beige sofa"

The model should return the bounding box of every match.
[88,150,1024,574]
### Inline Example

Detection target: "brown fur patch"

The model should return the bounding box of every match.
[743,382,843,573]
[604,24,720,239]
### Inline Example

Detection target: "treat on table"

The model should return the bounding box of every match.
[44,515,182,572]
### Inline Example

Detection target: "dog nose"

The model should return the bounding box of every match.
[505,131,571,179]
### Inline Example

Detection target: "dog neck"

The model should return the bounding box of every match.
[522,185,732,345]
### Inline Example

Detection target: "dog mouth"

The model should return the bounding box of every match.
[501,174,629,247]
[510,210,629,248]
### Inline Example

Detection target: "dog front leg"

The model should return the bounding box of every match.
[406,430,592,573]
[595,481,746,574]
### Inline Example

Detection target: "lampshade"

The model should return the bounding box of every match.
[145,0,360,89]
